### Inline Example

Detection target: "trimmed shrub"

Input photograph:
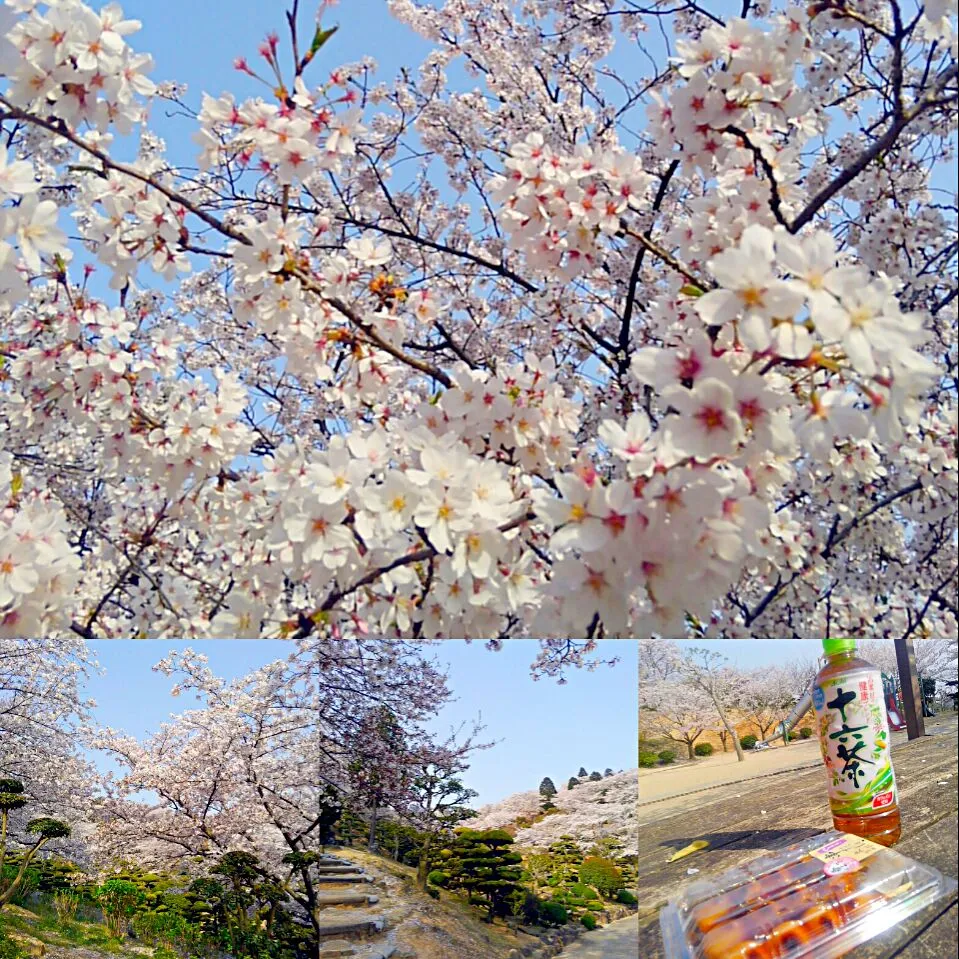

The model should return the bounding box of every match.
[658,750,676,765]
[799,727,813,739]
[694,743,714,756]
[427,869,450,888]
[616,889,638,905]
[581,913,598,930]
[638,753,658,768]
[740,735,758,750]
[579,857,624,898]
[540,900,569,926]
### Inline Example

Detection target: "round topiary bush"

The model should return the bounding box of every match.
[799,727,813,739]
[581,913,598,930]
[427,869,450,887]
[658,750,676,765]
[616,889,638,906]
[694,742,714,756]
[740,735,758,750]
[638,753,658,768]
[0,778,27,814]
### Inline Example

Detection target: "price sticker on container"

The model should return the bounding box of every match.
[811,833,885,876]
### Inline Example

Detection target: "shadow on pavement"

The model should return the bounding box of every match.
[662,827,824,855]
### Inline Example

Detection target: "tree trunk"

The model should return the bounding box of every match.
[687,741,695,760]
[416,833,433,890]
[0,811,8,881]
[718,712,744,761]
[367,804,379,852]
[0,838,45,908]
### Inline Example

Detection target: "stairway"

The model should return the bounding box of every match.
[319,854,396,959]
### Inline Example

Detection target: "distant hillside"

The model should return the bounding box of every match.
[468,769,638,850]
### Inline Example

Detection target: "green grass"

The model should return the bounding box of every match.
[0,903,128,954]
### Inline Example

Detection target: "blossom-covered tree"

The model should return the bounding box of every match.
[92,643,322,940]
[0,0,956,638]
[0,637,98,865]
[739,665,800,740]
[639,677,716,760]
[677,646,749,760]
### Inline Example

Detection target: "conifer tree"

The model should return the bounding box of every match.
[440,829,524,921]
[538,776,558,811]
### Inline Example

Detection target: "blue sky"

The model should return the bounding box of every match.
[83,639,294,741]
[81,638,638,806]
[423,640,639,805]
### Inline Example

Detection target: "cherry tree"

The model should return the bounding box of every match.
[92,642,322,939]
[0,637,99,865]
[859,635,958,679]
[0,0,956,638]
[675,644,750,759]
[639,676,717,759]
[739,663,804,741]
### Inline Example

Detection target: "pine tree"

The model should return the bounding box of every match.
[578,767,588,778]
[588,770,602,781]
[547,836,583,884]
[440,829,524,921]
[538,776,557,811]
[567,777,578,790]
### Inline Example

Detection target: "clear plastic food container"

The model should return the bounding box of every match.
[660,831,957,959]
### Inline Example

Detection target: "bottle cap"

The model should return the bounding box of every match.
[822,638,857,656]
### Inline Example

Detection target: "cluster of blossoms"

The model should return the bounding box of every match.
[488,133,653,278]
[1,0,956,638]
[4,0,154,131]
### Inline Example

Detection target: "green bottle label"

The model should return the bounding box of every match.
[812,668,897,816]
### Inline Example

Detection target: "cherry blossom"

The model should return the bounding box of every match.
[0,0,954,639]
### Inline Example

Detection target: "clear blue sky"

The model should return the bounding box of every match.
[423,640,639,805]
[81,639,638,808]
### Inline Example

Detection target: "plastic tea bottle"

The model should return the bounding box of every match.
[811,638,901,847]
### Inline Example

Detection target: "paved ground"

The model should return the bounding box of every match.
[639,713,958,807]
[554,916,639,959]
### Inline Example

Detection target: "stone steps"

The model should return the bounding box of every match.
[318,891,379,907]
[317,872,373,883]
[319,855,389,947]
[319,914,385,938]
[319,940,397,959]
